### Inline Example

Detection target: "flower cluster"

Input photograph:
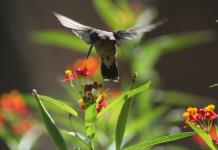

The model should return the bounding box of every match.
[63,57,100,82]
[79,82,107,113]
[0,90,33,136]
[63,67,88,82]
[183,105,218,146]
[63,57,106,113]
[72,56,100,76]
[96,93,107,113]
[183,105,218,131]
[0,90,29,115]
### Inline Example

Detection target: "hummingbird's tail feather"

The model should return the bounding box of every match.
[101,59,119,82]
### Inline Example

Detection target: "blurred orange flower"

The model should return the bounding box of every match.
[11,119,33,136]
[0,90,28,115]
[0,114,4,127]
[72,56,100,77]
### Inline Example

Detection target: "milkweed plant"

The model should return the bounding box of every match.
[32,59,195,150]
[0,0,216,150]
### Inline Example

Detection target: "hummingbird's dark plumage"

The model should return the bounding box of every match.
[54,12,166,82]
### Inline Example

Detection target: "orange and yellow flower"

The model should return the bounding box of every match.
[205,104,215,112]
[63,69,74,82]
[77,81,107,113]
[97,93,107,113]
[184,104,218,146]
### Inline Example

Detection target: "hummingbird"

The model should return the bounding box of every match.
[54,12,166,82]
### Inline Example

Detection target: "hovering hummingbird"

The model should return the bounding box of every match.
[54,12,166,82]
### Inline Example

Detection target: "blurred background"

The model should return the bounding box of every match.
[0,0,218,150]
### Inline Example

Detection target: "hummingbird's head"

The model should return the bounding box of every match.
[90,30,100,44]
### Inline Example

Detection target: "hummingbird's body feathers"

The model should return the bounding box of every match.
[101,58,119,82]
[54,12,166,82]
[95,39,116,68]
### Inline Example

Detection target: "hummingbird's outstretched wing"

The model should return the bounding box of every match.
[53,12,96,44]
[113,18,167,45]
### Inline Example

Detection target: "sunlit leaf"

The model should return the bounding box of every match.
[92,0,132,29]
[32,30,89,53]
[61,130,91,149]
[124,132,195,150]
[188,122,217,150]
[115,74,137,150]
[85,104,97,149]
[33,90,67,150]
[39,95,78,117]
[115,99,132,150]
[97,81,151,118]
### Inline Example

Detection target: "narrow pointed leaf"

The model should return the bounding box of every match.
[115,74,139,150]
[97,81,151,118]
[33,91,67,150]
[115,99,132,150]
[188,122,217,150]
[124,132,195,150]
[61,130,91,149]
[39,95,78,117]
[85,104,97,138]
[85,104,97,149]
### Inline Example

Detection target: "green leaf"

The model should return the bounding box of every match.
[61,130,91,149]
[132,30,215,79]
[161,90,216,106]
[85,104,97,149]
[39,95,78,117]
[31,30,89,53]
[115,74,138,150]
[126,105,169,136]
[92,0,126,29]
[33,90,67,150]
[124,132,195,150]
[97,81,151,118]
[85,104,97,138]
[188,122,217,150]
[115,98,132,150]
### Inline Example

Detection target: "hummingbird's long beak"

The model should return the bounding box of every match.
[86,45,94,59]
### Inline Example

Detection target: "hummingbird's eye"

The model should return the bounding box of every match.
[90,31,99,44]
